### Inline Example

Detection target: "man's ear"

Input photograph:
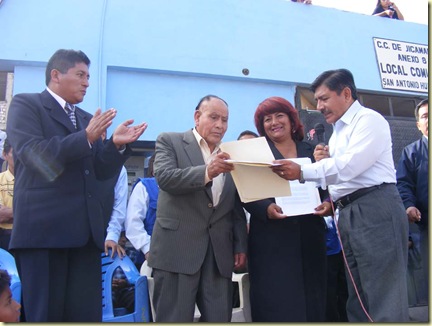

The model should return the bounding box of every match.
[343,87,352,101]
[194,110,201,127]
[50,69,61,83]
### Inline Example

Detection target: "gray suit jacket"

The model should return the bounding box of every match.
[148,129,247,278]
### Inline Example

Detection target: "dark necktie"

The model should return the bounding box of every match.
[65,103,77,128]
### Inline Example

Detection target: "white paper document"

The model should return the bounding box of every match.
[220,137,291,203]
[275,157,322,216]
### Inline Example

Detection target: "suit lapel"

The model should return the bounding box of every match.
[41,90,77,133]
[183,130,213,201]
[183,130,205,166]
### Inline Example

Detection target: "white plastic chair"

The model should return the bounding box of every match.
[231,272,252,322]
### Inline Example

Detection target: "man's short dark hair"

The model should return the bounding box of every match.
[310,68,358,100]
[414,98,428,121]
[237,130,259,140]
[45,49,90,86]
[195,95,228,111]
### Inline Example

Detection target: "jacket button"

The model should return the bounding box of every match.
[85,170,90,175]
[208,203,213,208]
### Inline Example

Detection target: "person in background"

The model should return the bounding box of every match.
[237,130,259,141]
[274,68,409,322]
[125,153,158,265]
[372,0,404,20]
[0,139,14,250]
[104,165,128,259]
[102,130,129,259]
[6,48,147,322]
[291,0,312,4]
[323,216,348,322]
[148,95,247,322]
[396,98,428,301]
[244,96,331,322]
[0,269,21,322]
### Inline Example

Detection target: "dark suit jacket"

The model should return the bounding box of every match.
[6,90,130,250]
[148,129,247,278]
[396,136,428,227]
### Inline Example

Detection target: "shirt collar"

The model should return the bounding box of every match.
[334,100,362,129]
[192,128,221,154]
[46,87,67,112]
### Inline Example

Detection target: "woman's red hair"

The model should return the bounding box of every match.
[254,96,304,141]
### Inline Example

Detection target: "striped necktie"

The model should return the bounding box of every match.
[65,103,77,128]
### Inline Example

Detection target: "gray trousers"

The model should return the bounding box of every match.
[152,241,233,322]
[337,183,409,322]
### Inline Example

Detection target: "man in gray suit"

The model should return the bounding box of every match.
[148,95,248,322]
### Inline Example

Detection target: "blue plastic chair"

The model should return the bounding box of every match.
[0,248,21,304]
[101,251,150,322]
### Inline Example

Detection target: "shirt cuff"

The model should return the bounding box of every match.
[105,231,120,243]
[205,166,211,184]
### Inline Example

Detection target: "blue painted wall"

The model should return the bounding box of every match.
[1,0,427,141]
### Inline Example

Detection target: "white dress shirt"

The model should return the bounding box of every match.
[192,128,225,206]
[47,87,69,115]
[105,166,128,242]
[302,100,396,201]
[125,182,152,255]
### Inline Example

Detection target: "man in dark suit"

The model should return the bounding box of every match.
[6,49,147,322]
[148,95,248,322]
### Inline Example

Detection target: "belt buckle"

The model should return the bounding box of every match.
[335,199,344,209]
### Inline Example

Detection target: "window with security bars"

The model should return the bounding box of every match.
[295,86,425,118]
[0,72,13,130]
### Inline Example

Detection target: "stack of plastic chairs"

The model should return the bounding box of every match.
[0,248,21,304]
[101,251,150,322]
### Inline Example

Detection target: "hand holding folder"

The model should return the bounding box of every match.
[220,137,291,202]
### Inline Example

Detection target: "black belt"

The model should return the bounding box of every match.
[335,183,389,209]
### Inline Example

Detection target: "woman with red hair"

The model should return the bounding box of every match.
[244,96,331,321]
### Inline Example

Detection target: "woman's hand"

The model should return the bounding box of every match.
[313,201,333,216]
[267,203,287,219]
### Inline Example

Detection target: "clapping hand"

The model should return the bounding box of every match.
[112,119,148,149]
[86,108,117,144]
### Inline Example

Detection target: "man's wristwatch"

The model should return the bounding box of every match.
[299,169,306,184]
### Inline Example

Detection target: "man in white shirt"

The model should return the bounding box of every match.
[104,166,128,258]
[124,159,156,262]
[272,69,409,322]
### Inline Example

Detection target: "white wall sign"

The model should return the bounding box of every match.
[373,37,428,93]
